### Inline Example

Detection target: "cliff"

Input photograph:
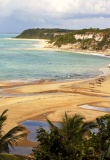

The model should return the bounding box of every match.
[16,28,110,53]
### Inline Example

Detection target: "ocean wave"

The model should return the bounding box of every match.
[99,66,110,76]
[93,53,110,58]
[0,48,42,51]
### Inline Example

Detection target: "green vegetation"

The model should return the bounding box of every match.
[17,28,110,51]
[1,109,110,159]
[50,28,110,50]
[53,33,76,47]
[0,153,30,160]
[96,32,110,50]
[16,28,72,39]
[0,109,26,153]
[33,113,110,160]
[0,110,29,160]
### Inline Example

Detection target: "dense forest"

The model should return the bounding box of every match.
[16,28,110,51]
[16,28,73,39]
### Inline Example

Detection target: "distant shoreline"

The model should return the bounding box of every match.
[43,40,110,57]
[15,28,110,56]
[14,37,110,57]
[0,37,110,83]
[1,36,110,149]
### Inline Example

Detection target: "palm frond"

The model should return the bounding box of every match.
[0,126,26,149]
[82,121,97,133]
[0,109,8,131]
[0,125,26,153]
[0,109,8,117]
[46,118,56,128]
[61,113,84,130]
[0,153,28,160]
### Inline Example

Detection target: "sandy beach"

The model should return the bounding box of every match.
[0,38,110,148]
[0,73,110,147]
[42,39,110,56]
[10,37,110,56]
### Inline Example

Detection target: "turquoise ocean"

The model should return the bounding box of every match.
[0,34,110,81]
[1,34,110,155]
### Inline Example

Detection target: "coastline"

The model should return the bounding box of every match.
[1,74,110,135]
[38,39,110,57]
[10,37,110,57]
[1,75,110,149]
[1,38,110,148]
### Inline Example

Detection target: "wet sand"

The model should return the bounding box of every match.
[0,38,110,147]
[0,75,110,138]
[11,37,110,56]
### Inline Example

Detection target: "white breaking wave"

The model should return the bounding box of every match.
[99,67,110,76]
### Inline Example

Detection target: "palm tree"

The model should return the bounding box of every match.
[94,115,110,160]
[34,113,97,160]
[60,112,96,142]
[0,109,28,159]
[59,113,97,159]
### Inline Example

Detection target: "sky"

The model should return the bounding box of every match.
[0,0,110,33]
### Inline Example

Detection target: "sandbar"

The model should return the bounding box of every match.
[0,39,110,147]
[0,75,110,136]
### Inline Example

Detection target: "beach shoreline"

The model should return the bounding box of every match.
[36,39,110,57]
[0,76,110,127]
[1,74,110,147]
[0,38,110,148]
[9,37,110,57]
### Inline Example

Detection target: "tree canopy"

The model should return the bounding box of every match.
[33,113,110,160]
